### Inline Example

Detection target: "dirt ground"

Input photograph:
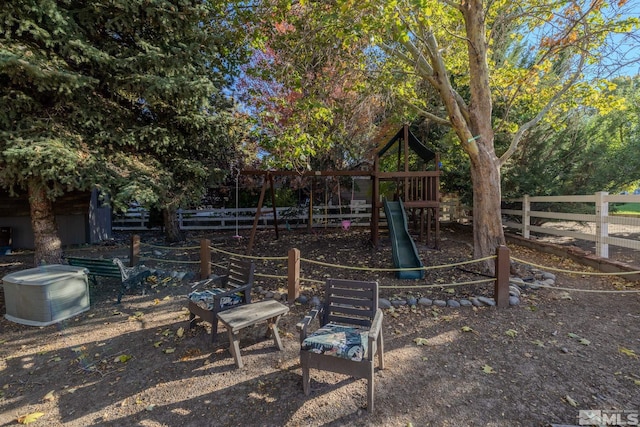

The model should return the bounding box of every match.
[0,226,639,427]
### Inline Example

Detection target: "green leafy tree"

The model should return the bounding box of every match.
[0,1,251,262]
[254,0,639,271]
[502,76,640,199]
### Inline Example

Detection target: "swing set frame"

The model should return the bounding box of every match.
[240,125,441,255]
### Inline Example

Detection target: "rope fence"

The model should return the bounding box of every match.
[125,235,640,304]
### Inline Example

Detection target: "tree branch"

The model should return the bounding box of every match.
[498,52,586,166]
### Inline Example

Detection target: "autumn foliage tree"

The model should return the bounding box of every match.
[253,0,639,271]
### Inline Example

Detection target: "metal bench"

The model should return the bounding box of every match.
[66,257,150,303]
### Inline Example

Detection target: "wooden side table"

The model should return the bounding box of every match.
[216,300,290,368]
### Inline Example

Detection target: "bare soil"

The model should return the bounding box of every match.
[1,226,639,427]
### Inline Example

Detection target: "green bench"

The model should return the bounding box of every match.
[65,256,151,303]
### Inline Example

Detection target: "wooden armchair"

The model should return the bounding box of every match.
[188,258,255,343]
[298,278,384,412]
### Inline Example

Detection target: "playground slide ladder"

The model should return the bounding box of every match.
[383,199,425,279]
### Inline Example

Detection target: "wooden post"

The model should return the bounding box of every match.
[200,239,211,280]
[130,234,140,267]
[269,173,279,240]
[371,170,380,247]
[288,248,300,303]
[494,245,510,308]
[247,176,269,255]
[595,191,609,258]
[307,179,314,233]
[522,194,531,239]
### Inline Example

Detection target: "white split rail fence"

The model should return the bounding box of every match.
[502,192,640,258]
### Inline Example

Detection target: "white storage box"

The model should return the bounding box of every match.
[2,265,90,326]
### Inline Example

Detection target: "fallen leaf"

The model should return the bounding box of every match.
[567,332,581,339]
[164,348,176,354]
[17,412,44,424]
[505,329,518,338]
[146,404,155,411]
[482,364,495,374]
[413,338,429,346]
[115,354,132,363]
[619,347,638,359]
[176,327,184,338]
[579,338,591,346]
[531,340,546,347]
[43,390,55,401]
[461,326,474,333]
[153,341,163,348]
[565,394,578,407]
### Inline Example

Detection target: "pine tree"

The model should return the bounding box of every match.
[0,1,250,262]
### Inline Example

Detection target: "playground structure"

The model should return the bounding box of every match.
[241,125,441,258]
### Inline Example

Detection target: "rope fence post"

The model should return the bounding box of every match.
[288,248,300,303]
[130,234,140,267]
[200,239,211,280]
[495,245,510,308]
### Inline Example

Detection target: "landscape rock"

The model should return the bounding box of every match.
[477,296,496,306]
[433,300,447,307]
[459,299,472,307]
[378,298,392,309]
[509,296,520,306]
[418,297,432,306]
[447,299,460,308]
[509,277,526,286]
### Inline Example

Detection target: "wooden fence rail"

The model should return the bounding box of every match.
[113,201,464,231]
[502,192,640,258]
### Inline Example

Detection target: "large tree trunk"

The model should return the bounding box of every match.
[469,148,506,274]
[28,180,63,266]
[163,206,184,243]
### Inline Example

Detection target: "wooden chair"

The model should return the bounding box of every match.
[298,278,384,412]
[188,258,255,343]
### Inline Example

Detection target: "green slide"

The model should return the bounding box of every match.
[383,199,425,279]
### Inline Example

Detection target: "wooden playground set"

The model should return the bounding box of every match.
[241,125,442,267]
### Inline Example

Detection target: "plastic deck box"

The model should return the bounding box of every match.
[3,265,89,326]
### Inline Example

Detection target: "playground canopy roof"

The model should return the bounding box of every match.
[377,127,436,163]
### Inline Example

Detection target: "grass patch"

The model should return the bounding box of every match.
[613,203,640,215]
